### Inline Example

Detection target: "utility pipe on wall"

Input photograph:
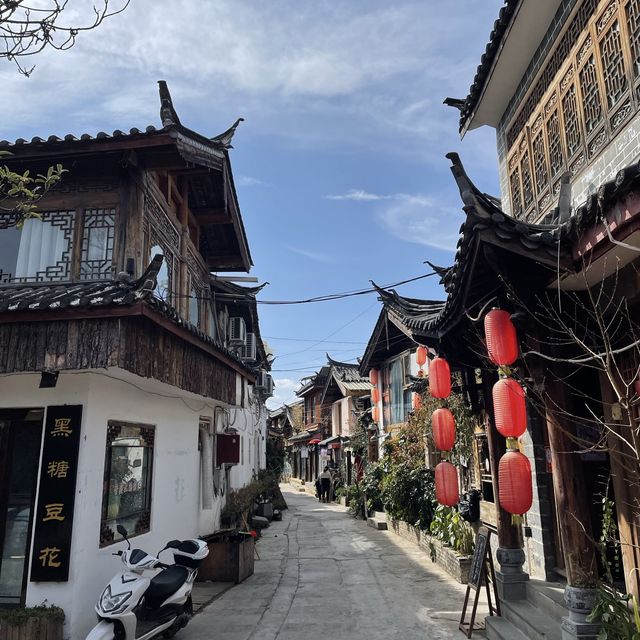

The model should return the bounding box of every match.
[199,426,214,510]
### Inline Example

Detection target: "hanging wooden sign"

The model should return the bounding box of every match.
[459,526,500,637]
[30,405,83,582]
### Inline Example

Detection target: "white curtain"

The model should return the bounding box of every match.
[15,218,66,280]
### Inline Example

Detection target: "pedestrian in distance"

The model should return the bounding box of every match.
[319,466,332,503]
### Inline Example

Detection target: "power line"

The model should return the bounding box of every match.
[263,335,367,344]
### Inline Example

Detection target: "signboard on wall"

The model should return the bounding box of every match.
[300,446,309,459]
[30,405,83,582]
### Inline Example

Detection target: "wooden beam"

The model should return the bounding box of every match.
[192,209,229,225]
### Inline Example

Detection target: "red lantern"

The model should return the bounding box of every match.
[429,357,451,399]
[484,309,519,366]
[498,451,532,516]
[493,377,527,439]
[369,369,379,386]
[371,388,381,404]
[435,461,459,507]
[416,346,427,367]
[413,393,423,411]
[432,408,456,451]
[372,406,380,423]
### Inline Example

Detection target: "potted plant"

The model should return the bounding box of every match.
[0,605,65,640]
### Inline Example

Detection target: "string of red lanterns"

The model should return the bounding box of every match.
[484,309,532,524]
[420,347,459,508]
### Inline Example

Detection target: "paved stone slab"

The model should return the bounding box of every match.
[188,486,488,639]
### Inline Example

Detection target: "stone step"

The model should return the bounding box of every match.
[367,517,388,530]
[501,599,562,640]
[527,579,567,620]
[485,615,530,640]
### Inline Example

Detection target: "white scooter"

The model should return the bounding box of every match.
[86,525,208,640]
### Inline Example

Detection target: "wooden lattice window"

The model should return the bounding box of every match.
[562,82,583,157]
[509,162,523,218]
[504,0,640,220]
[520,148,535,214]
[532,126,549,196]
[599,19,628,108]
[546,109,565,176]
[626,0,640,77]
[580,52,604,134]
[79,209,115,280]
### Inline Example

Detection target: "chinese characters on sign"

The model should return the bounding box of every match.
[30,405,82,582]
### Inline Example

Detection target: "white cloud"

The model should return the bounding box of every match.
[377,198,462,252]
[236,175,269,187]
[266,378,300,410]
[285,245,336,264]
[0,0,504,160]
[325,190,433,206]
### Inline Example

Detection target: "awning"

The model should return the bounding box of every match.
[318,435,348,446]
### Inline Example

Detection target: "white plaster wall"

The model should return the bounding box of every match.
[0,367,266,639]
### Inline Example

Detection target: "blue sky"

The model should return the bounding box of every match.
[1,0,505,408]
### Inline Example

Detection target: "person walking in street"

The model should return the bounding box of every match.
[319,466,331,503]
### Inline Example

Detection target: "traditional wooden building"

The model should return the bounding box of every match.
[399,0,640,636]
[359,305,435,455]
[0,82,270,637]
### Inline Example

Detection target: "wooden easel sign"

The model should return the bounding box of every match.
[459,526,500,637]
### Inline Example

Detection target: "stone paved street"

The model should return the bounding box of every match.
[188,486,484,640]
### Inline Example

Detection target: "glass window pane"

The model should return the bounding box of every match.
[0,212,75,283]
[101,423,154,547]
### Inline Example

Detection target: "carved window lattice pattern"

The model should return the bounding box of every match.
[532,131,549,195]
[507,0,599,148]
[505,0,640,220]
[599,20,628,107]
[626,0,640,76]
[562,84,583,157]
[547,110,564,175]
[580,54,604,133]
[520,150,534,212]
[509,165,523,217]
[79,209,115,280]
[0,210,75,283]
[144,193,180,304]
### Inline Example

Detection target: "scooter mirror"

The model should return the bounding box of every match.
[117,524,128,538]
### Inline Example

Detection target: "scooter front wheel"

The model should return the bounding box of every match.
[85,620,117,640]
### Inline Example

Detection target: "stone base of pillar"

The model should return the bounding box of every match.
[560,586,600,640]
[496,547,529,601]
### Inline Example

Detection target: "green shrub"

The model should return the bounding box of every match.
[381,463,436,530]
[0,605,64,627]
[429,505,475,556]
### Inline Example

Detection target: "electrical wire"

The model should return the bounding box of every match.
[170,271,437,306]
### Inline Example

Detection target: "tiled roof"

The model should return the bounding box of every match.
[457,1,519,133]
[0,255,256,374]
[0,81,242,160]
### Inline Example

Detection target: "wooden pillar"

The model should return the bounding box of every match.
[598,371,640,598]
[178,176,190,319]
[543,365,597,588]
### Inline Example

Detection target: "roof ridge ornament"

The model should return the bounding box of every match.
[158,80,181,127]
[211,117,245,149]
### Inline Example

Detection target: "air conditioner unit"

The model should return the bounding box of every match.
[256,371,269,390]
[240,332,257,361]
[229,317,247,346]
[265,374,274,397]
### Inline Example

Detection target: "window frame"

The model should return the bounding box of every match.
[506,0,640,221]
[99,421,155,548]
[0,207,117,284]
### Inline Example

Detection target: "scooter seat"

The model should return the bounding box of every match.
[145,565,189,607]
